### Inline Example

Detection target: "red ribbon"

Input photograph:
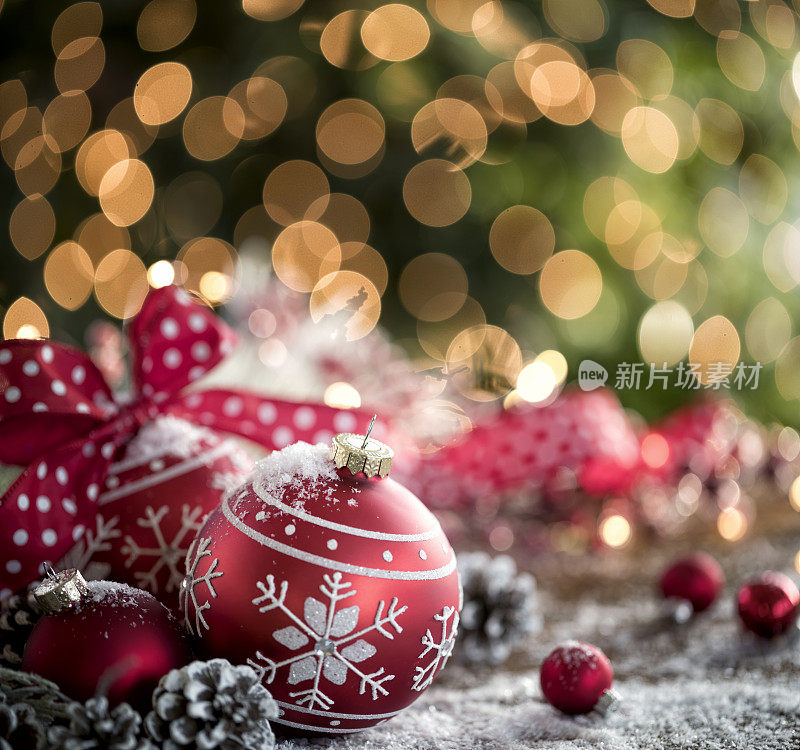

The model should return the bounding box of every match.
[0,286,371,594]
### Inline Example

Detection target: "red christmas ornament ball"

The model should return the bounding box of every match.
[540,641,615,715]
[22,575,191,711]
[63,416,251,611]
[737,571,800,638]
[182,438,460,735]
[659,552,724,614]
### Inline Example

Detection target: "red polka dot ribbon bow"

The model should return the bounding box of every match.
[0,285,370,594]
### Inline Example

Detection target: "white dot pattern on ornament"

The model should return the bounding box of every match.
[161,318,180,339]
[5,386,21,403]
[13,529,27,545]
[382,550,393,562]
[285,524,296,535]
[36,463,47,480]
[22,360,39,376]
[41,529,57,546]
[36,496,51,512]
[163,348,182,368]
[17,494,29,511]
[41,346,53,363]
[33,402,47,412]
[327,539,338,550]
[6,561,21,574]
[0,349,11,364]
[258,402,277,424]
[51,380,66,396]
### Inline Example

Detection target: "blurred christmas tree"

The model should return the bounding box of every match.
[1,0,799,423]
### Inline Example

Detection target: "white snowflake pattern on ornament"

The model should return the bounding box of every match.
[181,535,222,636]
[411,605,459,692]
[246,572,407,711]
[121,505,206,595]
[58,514,121,580]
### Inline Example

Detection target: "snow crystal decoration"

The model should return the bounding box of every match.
[121,504,205,595]
[181,536,222,636]
[412,605,459,692]
[246,572,407,711]
[58,514,121,580]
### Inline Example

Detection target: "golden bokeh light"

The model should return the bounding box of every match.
[589,71,640,135]
[263,160,330,226]
[3,297,50,340]
[529,60,595,126]
[75,129,130,196]
[417,296,486,360]
[98,158,155,227]
[604,200,662,269]
[411,99,488,167]
[635,254,687,300]
[93,249,149,319]
[698,187,749,257]
[745,297,791,364]
[183,96,244,161]
[316,99,385,166]
[177,237,239,303]
[689,315,741,386]
[106,98,158,156]
[621,106,679,174]
[134,62,193,126]
[739,154,787,225]
[399,252,469,322]
[646,0,694,17]
[716,31,765,91]
[617,39,673,99]
[542,0,606,43]
[148,260,176,289]
[137,0,196,52]
[403,159,471,226]
[776,337,800,400]
[228,77,287,140]
[339,244,389,296]
[427,0,485,34]
[486,61,541,124]
[51,2,103,55]
[583,176,638,241]
[791,476,800,511]
[717,507,747,541]
[599,514,631,548]
[10,194,55,260]
[489,205,554,274]
[255,56,316,120]
[447,324,523,401]
[472,1,539,60]
[13,134,62,197]
[243,0,304,21]
[516,360,557,403]
[695,98,743,165]
[361,4,430,62]
[75,212,131,267]
[43,91,92,153]
[655,96,700,160]
[539,250,603,319]
[310,271,381,341]
[271,221,341,292]
[54,36,105,94]
[44,242,94,310]
[320,10,377,71]
[324,382,362,409]
[638,300,694,366]
[308,193,370,248]
[763,222,800,293]
[694,0,741,37]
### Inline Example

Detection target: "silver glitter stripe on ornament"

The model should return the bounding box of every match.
[221,495,457,581]
[251,477,440,542]
[271,717,383,733]
[595,688,622,716]
[98,442,232,505]
[273,700,401,720]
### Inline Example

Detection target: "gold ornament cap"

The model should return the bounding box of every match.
[33,564,89,615]
[330,415,394,479]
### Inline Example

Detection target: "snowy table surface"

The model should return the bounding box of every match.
[278,529,800,749]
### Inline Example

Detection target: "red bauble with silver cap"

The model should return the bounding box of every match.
[659,552,724,622]
[737,571,800,638]
[60,416,251,611]
[22,567,191,711]
[181,420,460,736]
[540,641,619,715]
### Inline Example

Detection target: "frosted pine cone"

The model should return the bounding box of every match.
[456,552,541,665]
[0,583,42,668]
[0,700,43,750]
[46,696,154,750]
[145,659,277,750]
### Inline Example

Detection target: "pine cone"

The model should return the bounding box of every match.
[0,584,42,668]
[456,552,541,665]
[145,659,277,750]
[45,696,155,750]
[0,700,43,750]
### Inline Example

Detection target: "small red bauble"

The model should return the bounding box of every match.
[22,572,191,711]
[540,641,617,715]
[62,416,251,611]
[737,572,800,639]
[660,552,724,618]
[182,437,460,736]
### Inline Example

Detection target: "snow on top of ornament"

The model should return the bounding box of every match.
[122,415,214,464]
[85,579,147,608]
[248,441,341,510]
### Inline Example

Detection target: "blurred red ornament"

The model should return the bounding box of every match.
[660,552,724,620]
[182,434,460,735]
[540,641,618,715]
[63,416,251,611]
[737,572,800,639]
[22,570,191,711]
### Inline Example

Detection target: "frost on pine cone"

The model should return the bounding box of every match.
[456,552,541,665]
[46,696,155,750]
[0,583,42,668]
[145,659,277,750]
